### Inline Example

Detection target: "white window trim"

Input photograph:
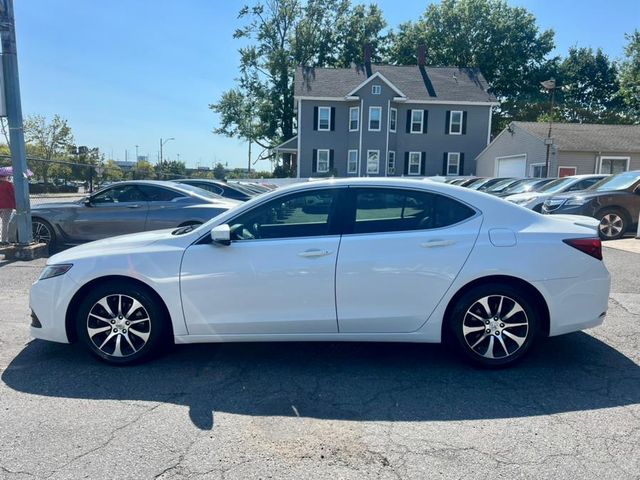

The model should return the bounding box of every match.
[529,162,545,178]
[408,151,421,176]
[372,85,381,95]
[317,106,331,131]
[387,151,396,175]
[349,106,359,132]
[369,106,382,132]
[410,109,424,134]
[389,108,397,133]
[557,166,577,176]
[449,110,463,135]
[367,150,380,175]
[316,149,330,173]
[597,156,630,174]
[447,152,461,176]
[347,149,358,175]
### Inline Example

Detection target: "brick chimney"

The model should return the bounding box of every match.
[417,44,427,67]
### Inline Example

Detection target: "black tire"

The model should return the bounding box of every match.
[32,218,56,248]
[74,280,171,365]
[597,208,628,241]
[448,283,540,368]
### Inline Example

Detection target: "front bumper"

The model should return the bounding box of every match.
[29,272,80,343]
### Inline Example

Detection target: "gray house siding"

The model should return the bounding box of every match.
[298,80,492,178]
[557,151,640,175]
[475,125,553,177]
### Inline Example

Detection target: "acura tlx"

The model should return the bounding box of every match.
[29,178,610,368]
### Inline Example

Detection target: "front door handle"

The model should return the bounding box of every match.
[126,204,142,209]
[298,249,332,258]
[421,239,456,248]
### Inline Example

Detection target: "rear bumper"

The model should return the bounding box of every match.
[533,263,611,336]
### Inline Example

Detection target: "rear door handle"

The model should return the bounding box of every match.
[298,249,332,258]
[421,239,456,248]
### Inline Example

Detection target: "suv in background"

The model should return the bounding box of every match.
[505,174,607,212]
[542,171,640,240]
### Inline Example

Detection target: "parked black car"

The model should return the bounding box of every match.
[542,171,640,240]
[173,179,259,201]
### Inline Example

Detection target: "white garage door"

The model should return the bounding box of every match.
[496,155,526,177]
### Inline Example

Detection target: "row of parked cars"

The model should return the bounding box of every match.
[14,179,276,249]
[445,171,640,240]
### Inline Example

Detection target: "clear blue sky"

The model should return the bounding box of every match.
[15,0,640,171]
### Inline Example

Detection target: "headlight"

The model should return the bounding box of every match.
[39,264,73,280]
[565,197,587,206]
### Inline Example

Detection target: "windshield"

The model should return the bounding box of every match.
[174,183,223,200]
[468,178,492,190]
[485,179,519,192]
[538,177,574,193]
[503,179,539,194]
[587,172,640,192]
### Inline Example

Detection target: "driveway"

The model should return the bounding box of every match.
[0,249,638,479]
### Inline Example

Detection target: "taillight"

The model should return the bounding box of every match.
[563,238,603,260]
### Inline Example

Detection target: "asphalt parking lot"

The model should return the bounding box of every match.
[0,248,639,479]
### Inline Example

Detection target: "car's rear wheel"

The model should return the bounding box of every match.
[449,284,540,368]
[32,218,56,247]
[597,208,627,240]
[75,281,170,365]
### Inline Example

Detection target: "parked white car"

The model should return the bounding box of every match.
[505,174,607,212]
[30,178,610,368]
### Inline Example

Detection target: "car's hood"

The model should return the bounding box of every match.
[505,192,543,202]
[33,201,83,210]
[545,189,624,202]
[48,228,181,264]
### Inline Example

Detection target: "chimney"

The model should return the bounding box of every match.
[417,44,426,67]
[363,43,373,76]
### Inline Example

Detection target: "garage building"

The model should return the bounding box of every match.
[475,122,640,178]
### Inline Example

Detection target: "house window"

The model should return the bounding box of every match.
[367,150,380,175]
[450,110,463,135]
[317,149,330,173]
[447,152,460,176]
[411,109,423,133]
[599,157,630,174]
[318,107,331,131]
[349,107,359,131]
[372,85,381,95]
[389,108,397,132]
[347,150,358,174]
[408,152,421,176]
[387,151,396,175]
[531,164,547,178]
[369,107,382,131]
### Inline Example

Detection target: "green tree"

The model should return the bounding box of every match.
[619,30,640,122]
[334,4,387,67]
[24,114,74,182]
[102,159,124,182]
[213,162,227,180]
[554,47,627,124]
[386,0,555,131]
[157,160,187,179]
[133,159,156,180]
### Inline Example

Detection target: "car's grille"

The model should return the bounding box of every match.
[30,310,42,328]
[543,198,565,212]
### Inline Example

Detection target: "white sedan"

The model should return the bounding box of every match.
[29,178,610,368]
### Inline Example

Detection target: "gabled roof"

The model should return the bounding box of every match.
[295,64,496,103]
[513,122,640,153]
[346,71,406,98]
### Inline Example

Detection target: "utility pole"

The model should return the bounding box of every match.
[247,139,252,175]
[135,145,139,163]
[541,78,556,178]
[0,0,32,244]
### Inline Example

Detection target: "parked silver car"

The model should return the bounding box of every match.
[11,181,239,248]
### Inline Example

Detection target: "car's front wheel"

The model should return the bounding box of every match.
[75,281,170,365]
[449,284,540,368]
[597,208,627,240]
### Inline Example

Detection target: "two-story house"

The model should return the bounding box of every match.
[275,51,497,178]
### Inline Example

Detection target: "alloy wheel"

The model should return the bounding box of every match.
[598,214,623,239]
[462,295,529,359]
[86,294,151,358]
[32,221,52,244]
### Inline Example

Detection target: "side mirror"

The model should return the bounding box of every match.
[83,197,92,206]
[211,224,231,245]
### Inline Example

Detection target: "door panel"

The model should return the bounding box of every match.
[181,237,341,335]
[336,187,482,333]
[67,186,149,242]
